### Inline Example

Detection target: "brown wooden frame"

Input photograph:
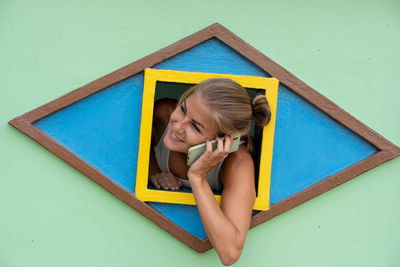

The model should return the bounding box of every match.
[9,23,400,252]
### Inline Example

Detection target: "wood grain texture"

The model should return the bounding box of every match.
[8,23,400,253]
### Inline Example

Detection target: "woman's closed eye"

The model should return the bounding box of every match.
[180,104,201,133]
[181,102,201,133]
[180,105,186,114]
[192,123,200,132]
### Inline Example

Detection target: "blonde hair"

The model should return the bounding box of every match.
[177,78,271,153]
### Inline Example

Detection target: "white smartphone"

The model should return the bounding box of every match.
[187,136,241,166]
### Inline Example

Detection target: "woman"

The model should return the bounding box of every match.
[148,78,271,265]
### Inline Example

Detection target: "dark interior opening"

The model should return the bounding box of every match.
[147,81,265,197]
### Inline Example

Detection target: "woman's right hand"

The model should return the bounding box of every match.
[149,172,183,191]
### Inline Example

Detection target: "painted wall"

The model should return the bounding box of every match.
[1,0,399,266]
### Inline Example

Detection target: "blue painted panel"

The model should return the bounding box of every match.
[33,38,378,239]
[147,202,206,239]
[34,74,144,193]
[270,87,378,203]
[154,38,269,77]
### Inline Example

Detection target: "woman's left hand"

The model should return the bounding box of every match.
[187,135,234,181]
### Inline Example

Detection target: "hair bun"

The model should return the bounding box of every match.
[252,94,271,126]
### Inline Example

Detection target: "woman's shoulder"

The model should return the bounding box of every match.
[219,145,254,186]
[152,98,177,143]
[223,146,254,170]
[153,98,177,123]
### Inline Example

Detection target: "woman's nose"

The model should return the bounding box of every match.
[174,120,185,134]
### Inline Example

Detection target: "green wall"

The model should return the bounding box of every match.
[1,0,399,266]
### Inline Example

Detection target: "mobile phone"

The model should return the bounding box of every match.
[186,136,241,166]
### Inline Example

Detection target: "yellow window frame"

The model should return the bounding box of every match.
[135,68,278,210]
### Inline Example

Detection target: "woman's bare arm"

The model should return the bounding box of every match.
[148,98,179,182]
[188,145,255,266]
[151,98,176,144]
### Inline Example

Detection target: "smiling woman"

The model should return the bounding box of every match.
[148,78,272,265]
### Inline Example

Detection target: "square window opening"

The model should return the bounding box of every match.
[147,81,265,196]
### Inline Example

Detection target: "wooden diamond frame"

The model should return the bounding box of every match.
[9,23,400,252]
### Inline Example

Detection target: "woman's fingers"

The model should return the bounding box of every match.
[206,139,212,153]
[223,135,233,154]
[150,172,182,191]
[170,174,182,190]
[215,137,226,160]
[164,173,178,190]
[150,175,161,189]
[172,179,182,191]
[216,137,224,153]
[158,175,169,190]
[188,136,234,178]
[202,137,232,163]
[166,173,182,191]
[215,136,233,160]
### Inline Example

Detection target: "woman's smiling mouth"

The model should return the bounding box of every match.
[169,128,184,143]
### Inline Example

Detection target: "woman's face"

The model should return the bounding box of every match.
[164,93,218,153]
